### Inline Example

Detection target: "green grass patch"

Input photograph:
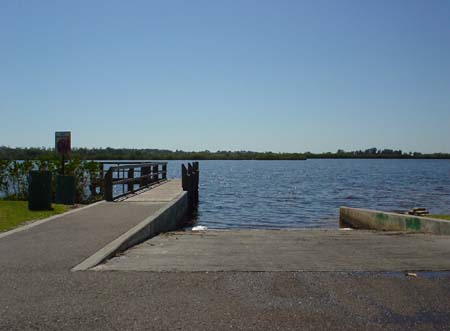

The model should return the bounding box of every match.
[0,201,70,232]
[428,215,450,221]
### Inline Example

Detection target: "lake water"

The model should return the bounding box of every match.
[165,159,450,229]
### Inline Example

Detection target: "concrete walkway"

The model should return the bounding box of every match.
[121,179,183,203]
[0,179,181,272]
[95,229,450,272]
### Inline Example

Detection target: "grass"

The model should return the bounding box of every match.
[0,201,70,232]
[428,215,450,221]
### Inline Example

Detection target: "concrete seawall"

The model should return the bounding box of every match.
[72,180,188,271]
[113,191,189,255]
[340,206,450,235]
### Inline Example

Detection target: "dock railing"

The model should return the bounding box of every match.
[103,162,167,201]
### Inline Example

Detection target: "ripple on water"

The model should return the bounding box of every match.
[164,159,450,229]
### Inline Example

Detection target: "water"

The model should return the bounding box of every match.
[165,159,450,229]
[4,159,448,229]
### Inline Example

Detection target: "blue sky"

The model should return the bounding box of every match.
[1,0,449,153]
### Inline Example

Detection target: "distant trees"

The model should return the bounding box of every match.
[0,147,308,160]
[365,147,378,155]
[0,146,449,161]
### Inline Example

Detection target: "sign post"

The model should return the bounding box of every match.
[55,131,71,175]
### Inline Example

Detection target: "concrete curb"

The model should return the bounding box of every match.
[72,191,188,271]
[0,200,106,240]
[340,207,450,235]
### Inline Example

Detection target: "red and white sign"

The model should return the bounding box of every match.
[55,131,71,155]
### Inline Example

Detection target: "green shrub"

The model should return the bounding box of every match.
[0,159,103,203]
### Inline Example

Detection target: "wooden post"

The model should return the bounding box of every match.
[181,164,188,191]
[192,164,197,203]
[104,168,113,201]
[188,163,193,195]
[152,164,159,182]
[187,163,196,208]
[187,172,193,208]
[140,166,150,188]
[162,164,167,180]
[127,168,134,193]
[192,162,199,203]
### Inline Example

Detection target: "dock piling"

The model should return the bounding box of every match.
[182,162,199,209]
[182,164,188,190]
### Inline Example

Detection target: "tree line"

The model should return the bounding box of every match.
[0,146,449,160]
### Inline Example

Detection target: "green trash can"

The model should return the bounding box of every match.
[28,171,52,210]
[56,175,75,205]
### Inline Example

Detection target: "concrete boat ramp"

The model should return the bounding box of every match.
[95,229,450,272]
[2,179,450,330]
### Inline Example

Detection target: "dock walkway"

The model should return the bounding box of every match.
[0,179,182,273]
